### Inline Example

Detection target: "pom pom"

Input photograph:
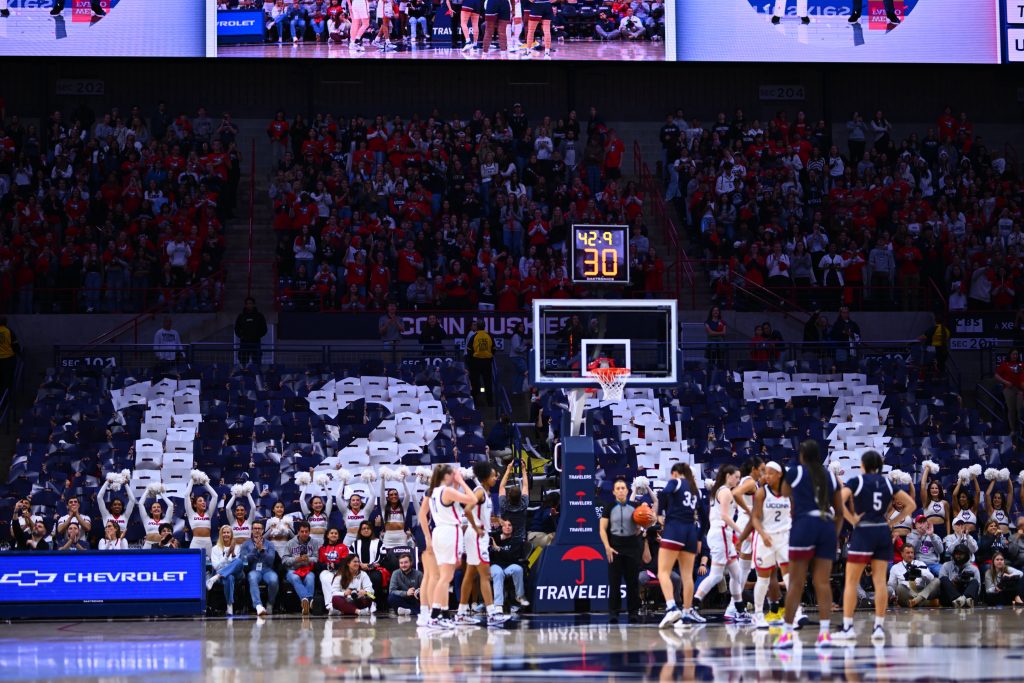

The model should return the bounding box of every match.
[230,484,244,498]
[888,469,904,484]
[146,482,165,496]
[396,466,410,481]
[632,476,651,493]
[416,467,431,484]
[969,464,982,477]
[985,468,999,481]
[828,460,843,475]
[958,468,970,483]
[1019,470,1024,485]
[379,467,395,481]
[119,469,132,485]
[998,468,1011,482]
[294,472,312,487]
[241,481,255,495]
[106,472,120,485]
[360,468,378,483]
[190,469,210,485]
[336,468,353,484]
[703,478,715,489]
[460,467,474,481]
[314,473,330,488]
[922,460,939,474]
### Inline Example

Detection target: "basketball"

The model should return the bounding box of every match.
[632,502,655,527]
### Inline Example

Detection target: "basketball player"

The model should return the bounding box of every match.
[521,0,551,57]
[455,463,509,626]
[693,465,750,622]
[50,0,106,16]
[481,0,510,52]
[733,458,764,601]
[774,441,843,650]
[426,464,481,630]
[459,0,481,50]
[834,450,915,645]
[849,0,898,24]
[742,461,794,629]
[657,462,705,628]
[414,477,440,627]
[771,0,808,24]
[348,0,371,50]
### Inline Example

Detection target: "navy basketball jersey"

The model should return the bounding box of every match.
[659,478,699,524]
[786,464,838,518]
[847,473,893,526]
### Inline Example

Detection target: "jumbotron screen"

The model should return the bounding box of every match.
[0,0,209,57]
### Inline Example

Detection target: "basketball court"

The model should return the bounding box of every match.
[4,611,1021,681]
[216,41,666,60]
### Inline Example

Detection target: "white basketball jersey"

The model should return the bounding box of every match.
[710,488,737,530]
[761,485,792,536]
[430,486,462,527]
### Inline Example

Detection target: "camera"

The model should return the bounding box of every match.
[905,565,921,581]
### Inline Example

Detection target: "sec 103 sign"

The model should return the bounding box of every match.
[570,224,630,284]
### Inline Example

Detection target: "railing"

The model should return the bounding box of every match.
[2,283,223,316]
[633,140,694,308]
[86,271,226,347]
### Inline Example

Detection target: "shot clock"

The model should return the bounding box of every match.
[570,224,630,284]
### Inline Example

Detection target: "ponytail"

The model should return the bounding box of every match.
[427,464,451,497]
[710,465,739,500]
[799,440,832,516]
[670,462,698,496]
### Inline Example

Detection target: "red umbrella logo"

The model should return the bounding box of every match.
[562,546,603,585]
[575,490,586,499]
[575,465,586,472]
[576,517,587,524]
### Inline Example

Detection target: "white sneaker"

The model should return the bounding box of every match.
[225,605,233,616]
[832,626,857,642]
[965,597,974,608]
[205,575,220,591]
[659,607,682,629]
[871,626,886,644]
[753,613,770,629]
[510,605,520,613]
[454,613,481,625]
[417,612,429,626]
[427,617,456,631]
[487,613,511,626]
[517,596,530,607]
[328,607,340,616]
[397,607,412,616]
[256,605,267,617]
[953,596,966,608]
[461,41,476,51]
[724,603,738,620]
[356,607,370,616]
[682,607,707,624]
[794,606,809,629]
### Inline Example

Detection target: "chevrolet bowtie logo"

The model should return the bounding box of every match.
[0,570,59,587]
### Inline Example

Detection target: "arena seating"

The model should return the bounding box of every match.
[2,360,484,546]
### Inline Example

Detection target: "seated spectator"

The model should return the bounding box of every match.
[978,519,1010,568]
[56,495,92,540]
[906,515,944,577]
[98,521,129,550]
[939,543,982,608]
[983,551,1024,606]
[388,553,423,615]
[943,520,979,562]
[284,521,321,615]
[349,521,388,612]
[1008,517,1024,570]
[241,521,280,617]
[156,522,180,549]
[206,525,245,615]
[618,8,645,39]
[490,519,529,611]
[58,522,89,551]
[887,545,939,607]
[318,527,350,610]
[527,491,559,554]
[330,554,376,616]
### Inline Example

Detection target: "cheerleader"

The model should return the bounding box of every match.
[657,462,705,628]
[774,440,843,650]
[348,0,371,50]
[226,489,257,547]
[300,482,334,541]
[97,479,135,538]
[920,466,951,537]
[185,478,218,552]
[693,465,750,622]
[137,489,174,549]
[953,473,981,536]
[426,465,480,630]
[985,476,1014,535]
[379,474,415,549]
[834,450,915,645]
[264,501,295,556]
[337,483,376,546]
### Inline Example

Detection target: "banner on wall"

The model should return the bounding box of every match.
[278,310,569,341]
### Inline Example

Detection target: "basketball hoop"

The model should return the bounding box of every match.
[589,366,631,401]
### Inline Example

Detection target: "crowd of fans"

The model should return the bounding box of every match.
[219,0,665,49]
[0,101,236,314]
[664,106,1023,314]
[269,104,666,312]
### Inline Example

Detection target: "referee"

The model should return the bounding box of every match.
[600,478,646,619]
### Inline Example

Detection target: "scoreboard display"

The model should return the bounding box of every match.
[570,225,630,284]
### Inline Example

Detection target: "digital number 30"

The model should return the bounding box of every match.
[583,248,619,278]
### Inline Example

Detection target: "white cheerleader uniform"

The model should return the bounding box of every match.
[752,485,792,570]
[186,482,217,552]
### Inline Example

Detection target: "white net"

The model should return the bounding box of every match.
[590,368,631,401]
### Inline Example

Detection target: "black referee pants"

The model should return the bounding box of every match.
[608,536,642,614]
